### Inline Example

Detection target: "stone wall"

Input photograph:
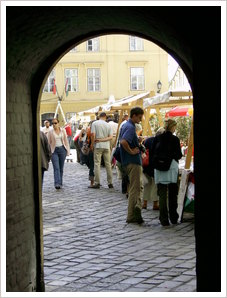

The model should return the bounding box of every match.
[6,80,37,291]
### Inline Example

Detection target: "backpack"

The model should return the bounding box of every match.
[152,135,172,171]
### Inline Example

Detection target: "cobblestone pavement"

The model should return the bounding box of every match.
[42,152,196,292]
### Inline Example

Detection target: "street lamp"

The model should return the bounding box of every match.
[157,80,162,93]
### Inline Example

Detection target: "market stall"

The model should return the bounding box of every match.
[143,91,194,221]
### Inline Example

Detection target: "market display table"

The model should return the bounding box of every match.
[177,158,194,222]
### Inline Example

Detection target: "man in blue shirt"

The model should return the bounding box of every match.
[120,107,144,224]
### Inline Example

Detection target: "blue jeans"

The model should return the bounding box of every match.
[51,146,67,187]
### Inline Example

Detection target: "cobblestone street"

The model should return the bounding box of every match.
[42,152,196,292]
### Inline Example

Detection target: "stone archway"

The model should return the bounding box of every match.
[6,6,221,292]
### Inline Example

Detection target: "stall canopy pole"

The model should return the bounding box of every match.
[142,108,151,136]
[156,107,164,128]
[185,117,194,169]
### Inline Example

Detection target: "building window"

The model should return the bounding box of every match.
[43,69,55,92]
[65,69,78,92]
[87,68,101,91]
[87,38,100,52]
[130,67,145,90]
[69,46,77,52]
[129,36,144,51]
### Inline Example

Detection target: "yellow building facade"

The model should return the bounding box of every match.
[40,34,168,125]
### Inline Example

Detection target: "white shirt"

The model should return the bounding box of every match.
[42,126,51,135]
[91,119,113,149]
[54,131,63,147]
[108,121,118,136]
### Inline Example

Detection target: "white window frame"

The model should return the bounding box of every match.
[129,36,144,51]
[43,69,55,93]
[65,69,78,92]
[130,67,145,91]
[87,38,100,52]
[87,68,101,92]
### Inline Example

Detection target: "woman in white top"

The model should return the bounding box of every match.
[47,118,70,189]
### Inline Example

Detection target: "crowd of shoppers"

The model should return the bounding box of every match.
[40,107,183,227]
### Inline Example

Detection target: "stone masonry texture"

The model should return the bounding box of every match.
[42,157,196,292]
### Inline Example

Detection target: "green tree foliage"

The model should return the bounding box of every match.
[175,117,192,144]
[149,113,192,143]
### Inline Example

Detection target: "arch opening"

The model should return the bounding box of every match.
[39,33,194,292]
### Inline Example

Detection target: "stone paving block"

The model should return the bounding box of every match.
[152,275,172,281]
[76,276,102,284]
[53,269,75,276]
[154,259,183,268]
[172,275,194,282]
[174,283,197,292]
[182,269,196,276]
[69,269,98,277]
[157,280,182,289]
[44,268,59,275]
[160,270,180,277]
[120,277,146,284]
[47,280,70,286]
[67,282,99,291]
[59,276,81,283]
[44,274,64,280]
[91,271,115,278]
[175,261,195,269]
[135,271,158,278]
[105,283,130,291]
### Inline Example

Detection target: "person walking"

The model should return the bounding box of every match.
[120,106,144,224]
[79,122,95,187]
[64,122,72,148]
[42,120,51,136]
[73,124,83,163]
[40,130,52,185]
[152,119,182,226]
[89,112,113,189]
[47,118,70,189]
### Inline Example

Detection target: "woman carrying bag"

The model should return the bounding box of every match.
[48,118,70,189]
[151,119,182,226]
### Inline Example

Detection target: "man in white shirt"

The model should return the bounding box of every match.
[42,120,51,136]
[90,112,113,189]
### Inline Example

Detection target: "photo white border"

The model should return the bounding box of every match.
[1,1,226,298]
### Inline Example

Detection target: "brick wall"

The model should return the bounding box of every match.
[6,80,37,291]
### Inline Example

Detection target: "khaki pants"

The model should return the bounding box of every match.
[125,163,143,221]
[110,136,116,154]
[143,174,159,202]
[94,148,113,185]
